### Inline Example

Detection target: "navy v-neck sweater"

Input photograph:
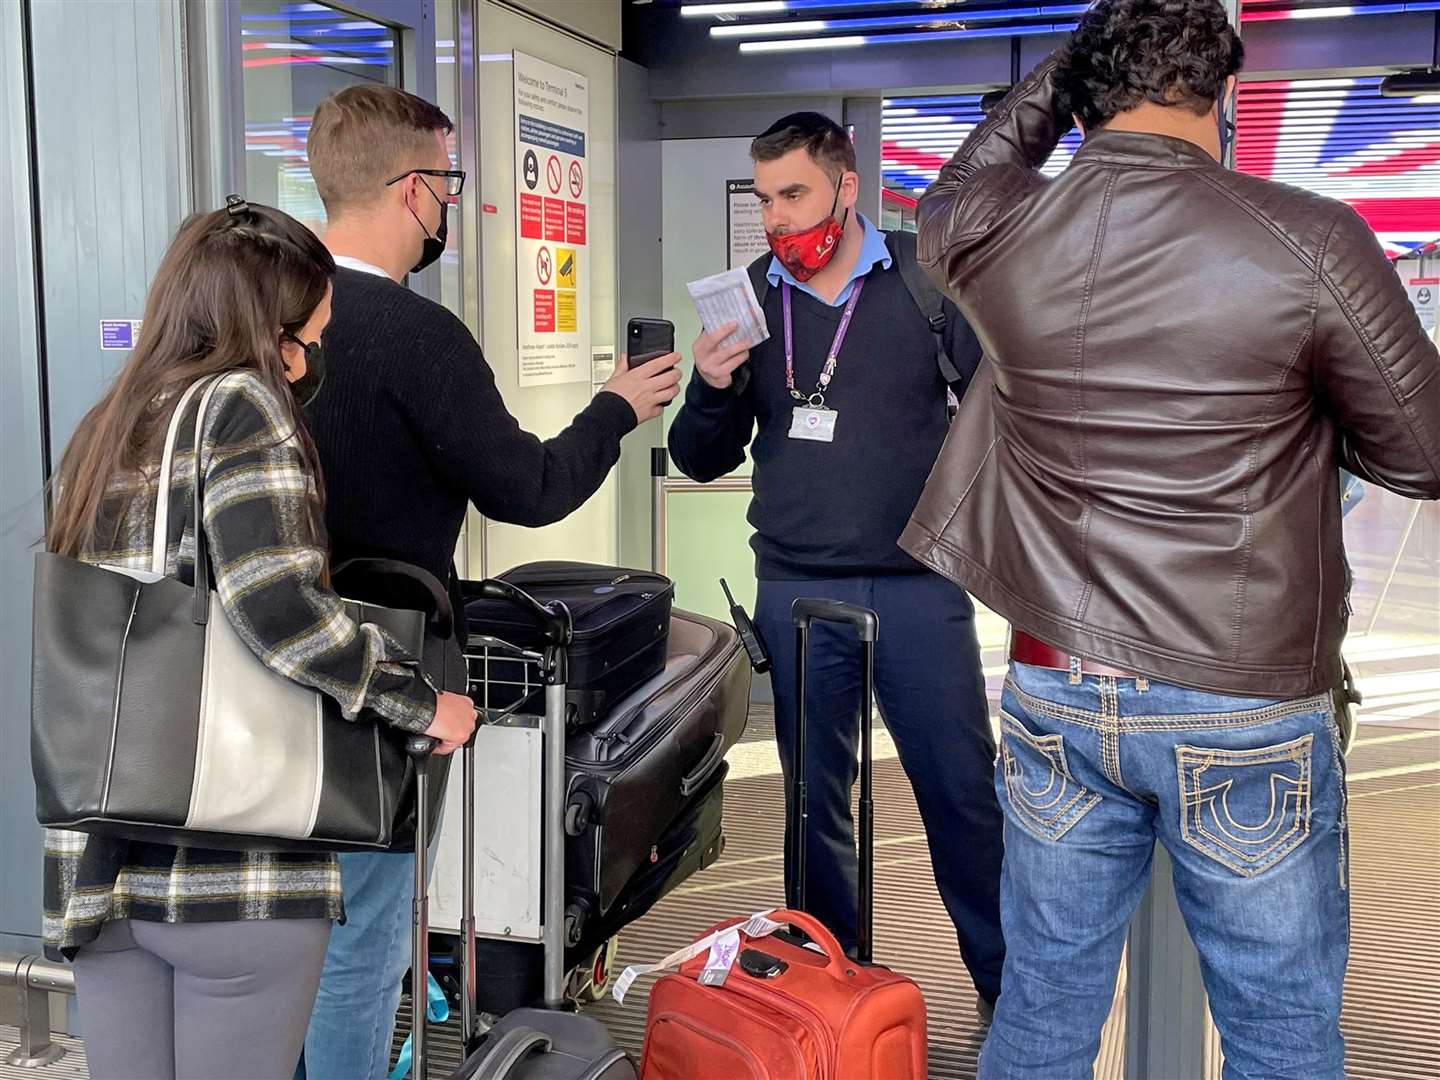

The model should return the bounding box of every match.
[667,265,963,580]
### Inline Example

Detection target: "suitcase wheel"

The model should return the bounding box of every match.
[565,791,595,836]
[565,936,619,1005]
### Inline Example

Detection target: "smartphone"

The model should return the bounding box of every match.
[627,317,675,369]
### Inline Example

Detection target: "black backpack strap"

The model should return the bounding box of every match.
[884,229,963,387]
[746,251,772,310]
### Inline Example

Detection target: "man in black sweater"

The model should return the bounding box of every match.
[668,112,1008,1025]
[668,113,1005,1020]
[297,86,679,1079]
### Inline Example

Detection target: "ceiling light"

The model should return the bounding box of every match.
[711,20,825,36]
[740,34,864,51]
[682,2,787,15]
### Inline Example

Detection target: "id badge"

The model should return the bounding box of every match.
[789,406,838,443]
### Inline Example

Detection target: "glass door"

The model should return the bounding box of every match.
[239,1,403,234]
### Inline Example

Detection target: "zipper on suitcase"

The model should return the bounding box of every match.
[649,1010,803,1079]
[572,642,740,768]
[715,975,840,1070]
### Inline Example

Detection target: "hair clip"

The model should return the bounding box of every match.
[225,194,251,217]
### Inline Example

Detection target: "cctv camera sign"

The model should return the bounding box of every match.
[514,51,589,387]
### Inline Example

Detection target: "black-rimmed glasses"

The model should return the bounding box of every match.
[385,169,466,198]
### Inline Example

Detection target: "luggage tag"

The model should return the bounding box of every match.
[789,406,837,443]
[613,910,785,1004]
[699,927,742,987]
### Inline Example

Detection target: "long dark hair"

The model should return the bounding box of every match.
[47,201,335,560]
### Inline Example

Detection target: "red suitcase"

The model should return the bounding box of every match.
[635,600,927,1079]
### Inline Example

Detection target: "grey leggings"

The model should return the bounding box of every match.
[71,917,331,1080]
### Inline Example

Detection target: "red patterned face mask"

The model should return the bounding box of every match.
[766,187,847,282]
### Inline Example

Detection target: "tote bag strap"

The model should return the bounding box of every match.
[186,376,227,623]
[151,378,212,575]
[150,375,227,627]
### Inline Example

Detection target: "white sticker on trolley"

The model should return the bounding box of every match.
[612,910,783,1004]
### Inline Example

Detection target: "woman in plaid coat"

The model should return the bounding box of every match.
[41,201,476,1080]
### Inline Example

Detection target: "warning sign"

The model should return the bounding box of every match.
[543,199,566,242]
[534,289,555,333]
[557,290,577,333]
[519,194,542,239]
[565,202,586,245]
[514,51,589,385]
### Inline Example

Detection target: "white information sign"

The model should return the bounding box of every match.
[726,178,769,270]
[1406,276,1437,334]
[514,52,590,387]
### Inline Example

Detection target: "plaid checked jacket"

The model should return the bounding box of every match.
[43,371,437,960]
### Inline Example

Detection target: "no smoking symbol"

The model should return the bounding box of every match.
[546,155,562,194]
[569,161,584,198]
[536,247,552,285]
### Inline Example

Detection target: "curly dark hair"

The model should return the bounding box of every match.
[1054,0,1244,131]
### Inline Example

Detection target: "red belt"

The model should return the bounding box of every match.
[1009,630,1138,679]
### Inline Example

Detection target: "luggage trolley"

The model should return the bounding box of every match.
[416,575,753,1077]
[409,579,574,1079]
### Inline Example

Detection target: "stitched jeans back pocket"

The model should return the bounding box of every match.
[1176,735,1314,877]
[1000,712,1100,842]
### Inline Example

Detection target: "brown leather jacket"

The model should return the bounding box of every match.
[901,59,1440,697]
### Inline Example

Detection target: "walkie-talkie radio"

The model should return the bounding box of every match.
[720,578,771,674]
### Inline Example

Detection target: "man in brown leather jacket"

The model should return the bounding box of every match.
[902,1,1440,1076]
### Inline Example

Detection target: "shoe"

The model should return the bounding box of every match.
[977,996,995,1027]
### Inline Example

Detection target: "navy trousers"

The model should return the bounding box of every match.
[754,573,1006,1004]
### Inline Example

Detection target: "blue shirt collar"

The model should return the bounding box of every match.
[767,214,891,307]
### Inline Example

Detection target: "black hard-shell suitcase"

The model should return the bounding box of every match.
[464,563,674,730]
[450,1009,636,1079]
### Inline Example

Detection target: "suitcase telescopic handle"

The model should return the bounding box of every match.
[791,598,879,642]
[473,578,573,644]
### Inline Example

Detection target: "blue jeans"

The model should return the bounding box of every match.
[979,663,1349,1080]
[299,850,416,1080]
[754,574,1006,1004]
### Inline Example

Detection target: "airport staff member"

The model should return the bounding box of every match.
[298,85,681,1079]
[668,112,1005,1020]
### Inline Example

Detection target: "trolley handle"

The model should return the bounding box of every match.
[791,598,879,642]
[473,578,572,645]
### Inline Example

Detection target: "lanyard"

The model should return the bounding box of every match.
[782,276,866,409]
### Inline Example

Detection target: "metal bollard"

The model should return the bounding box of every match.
[2,954,72,1068]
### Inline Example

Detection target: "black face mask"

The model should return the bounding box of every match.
[1216,93,1236,163]
[284,333,326,408]
[408,178,448,274]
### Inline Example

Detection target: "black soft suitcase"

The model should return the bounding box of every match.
[562,609,751,946]
[464,563,674,730]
